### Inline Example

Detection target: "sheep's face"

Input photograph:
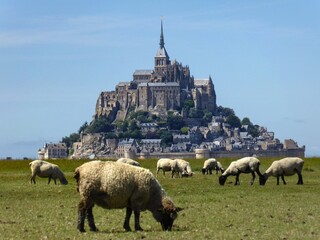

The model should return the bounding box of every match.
[60,177,68,185]
[259,176,267,185]
[219,175,227,185]
[157,207,182,231]
[201,168,206,174]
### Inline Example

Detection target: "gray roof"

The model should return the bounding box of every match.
[155,47,169,59]
[141,139,162,143]
[194,79,210,86]
[138,82,179,87]
[133,70,153,75]
[116,82,131,87]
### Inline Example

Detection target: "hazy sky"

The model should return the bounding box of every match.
[1,0,319,158]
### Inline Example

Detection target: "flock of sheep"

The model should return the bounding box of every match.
[28,156,304,233]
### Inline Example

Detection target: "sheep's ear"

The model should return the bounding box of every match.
[176,207,184,212]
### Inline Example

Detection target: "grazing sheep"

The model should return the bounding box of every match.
[174,159,193,177]
[259,157,304,185]
[219,157,262,185]
[74,160,182,232]
[156,158,179,178]
[29,160,68,185]
[116,157,141,167]
[202,158,224,175]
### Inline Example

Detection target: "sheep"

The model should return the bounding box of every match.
[259,157,304,185]
[202,158,224,175]
[116,157,141,167]
[156,158,179,178]
[219,157,262,185]
[74,160,182,232]
[174,159,194,177]
[29,160,68,185]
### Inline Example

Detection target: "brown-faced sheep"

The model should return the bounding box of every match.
[29,160,68,185]
[116,157,141,166]
[219,157,262,185]
[259,157,304,185]
[74,160,182,232]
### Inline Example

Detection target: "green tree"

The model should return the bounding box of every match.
[226,115,241,128]
[160,130,173,147]
[78,122,88,134]
[86,117,113,133]
[62,133,80,148]
[167,114,185,130]
[203,111,213,123]
[180,127,189,134]
[217,106,235,117]
[241,117,252,126]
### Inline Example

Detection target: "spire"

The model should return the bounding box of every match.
[160,19,164,49]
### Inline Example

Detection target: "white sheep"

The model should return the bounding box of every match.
[202,158,224,175]
[259,157,304,185]
[29,160,68,185]
[174,159,193,177]
[219,157,262,185]
[74,160,182,232]
[116,157,141,167]
[156,158,179,178]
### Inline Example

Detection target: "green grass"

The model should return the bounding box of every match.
[0,158,319,239]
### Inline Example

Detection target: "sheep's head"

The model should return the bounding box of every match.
[219,175,227,185]
[155,197,183,231]
[259,175,267,185]
[201,168,206,174]
[60,177,68,185]
[157,206,183,231]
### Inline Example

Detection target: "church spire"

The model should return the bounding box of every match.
[160,19,165,49]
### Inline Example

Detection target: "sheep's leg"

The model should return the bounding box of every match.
[250,172,256,185]
[276,176,280,185]
[256,168,262,177]
[134,210,143,231]
[77,201,87,232]
[87,205,98,231]
[53,178,57,185]
[281,175,286,185]
[235,174,240,185]
[30,176,36,184]
[297,173,303,185]
[47,177,51,184]
[123,207,132,231]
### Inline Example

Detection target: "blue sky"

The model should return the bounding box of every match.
[0,0,319,158]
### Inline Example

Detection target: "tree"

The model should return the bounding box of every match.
[203,111,213,123]
[217,106,235,117]
[226,115,241,128]
[86,117,113,133]
[241,117,252,126]
[180,127,189,135]
[159,130,173,147]
[167,114,185,130]
[62,133,80,148]
[78,122,88,134]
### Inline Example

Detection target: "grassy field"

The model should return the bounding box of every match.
[0,157,319,240]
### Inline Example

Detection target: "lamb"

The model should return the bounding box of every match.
[116,157,141,167]
[202,158,224,175]
[156,158,179,178]
[174,159,194,177]
[219,157,262,185]
[74,160,182,232]
[29,160,68,185]
[259,157,304,185]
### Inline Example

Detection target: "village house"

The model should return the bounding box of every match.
[38,143,68,159]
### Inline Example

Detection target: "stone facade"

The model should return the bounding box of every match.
[94,20,216,121]
[38,143,67,159]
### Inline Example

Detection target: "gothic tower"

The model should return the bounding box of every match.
[154,20,171,78]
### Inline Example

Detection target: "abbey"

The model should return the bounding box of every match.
[95,21,217,121]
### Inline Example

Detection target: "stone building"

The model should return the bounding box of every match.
[95,20,217,121]
[38,143,68,159]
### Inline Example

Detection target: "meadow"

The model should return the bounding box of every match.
[0,157,319,240]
